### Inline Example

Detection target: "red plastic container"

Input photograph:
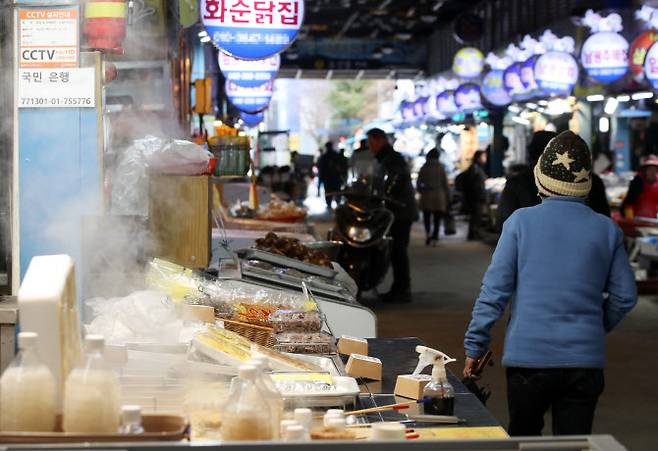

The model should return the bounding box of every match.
[84,0,127,52]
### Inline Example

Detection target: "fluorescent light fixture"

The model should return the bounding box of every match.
[198,30,208,37]
[512,116,530,126]
[200,36,211,43]
[632,91,654,100]
[586,94,605,102]
[617,95,631,102]
[599,117,610,133]
[604,98,619,115]
[507,104,521,113]
[526,102,538,110]
[538,100,548,106]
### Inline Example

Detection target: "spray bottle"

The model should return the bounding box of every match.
[422,353,455,416]
[409,346,456,415]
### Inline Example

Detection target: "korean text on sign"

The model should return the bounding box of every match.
[203,0,301,27]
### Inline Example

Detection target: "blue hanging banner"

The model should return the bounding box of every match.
[226,80,273,113]
[455,83,482,112]
[201,0,305,60]
[240,111,265,127]
[436,90,458,116]
[534,51,579,96]
[219,50,280,87]
[481,70,511,107]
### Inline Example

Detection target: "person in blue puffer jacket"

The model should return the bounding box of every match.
[463,130,637,437]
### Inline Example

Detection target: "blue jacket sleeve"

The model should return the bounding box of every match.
[464,216,519,359]
[604,228,638,332]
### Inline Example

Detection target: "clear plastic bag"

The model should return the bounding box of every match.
[110,136,211,216]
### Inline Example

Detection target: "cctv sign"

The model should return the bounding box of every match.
[19,8,78,68]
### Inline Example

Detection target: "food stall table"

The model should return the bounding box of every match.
[350,338,500,429]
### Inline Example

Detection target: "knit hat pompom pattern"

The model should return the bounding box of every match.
[534,130,592,197]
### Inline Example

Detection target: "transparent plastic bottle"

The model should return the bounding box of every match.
[422,358,455,416]
[248,356,283,439]
[118,405,144,434]
[0,332,56,432]
[293,408,312,440]
[62,335,121,433]
[221,365,273,441]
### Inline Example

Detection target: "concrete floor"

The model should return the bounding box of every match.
[317,215,658,450]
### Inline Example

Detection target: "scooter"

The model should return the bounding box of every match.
[329,180,395,294]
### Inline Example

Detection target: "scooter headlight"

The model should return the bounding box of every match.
[347,226,372,243]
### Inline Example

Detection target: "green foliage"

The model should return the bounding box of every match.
[327,80,373,122]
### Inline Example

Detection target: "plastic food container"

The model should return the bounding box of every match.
[272,332,336,354]
[269,310,323,333]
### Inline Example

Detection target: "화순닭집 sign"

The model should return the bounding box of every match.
[19,8,78,68]
[201,0,304,60]
[218,50,281,87]
[18,68,96,108]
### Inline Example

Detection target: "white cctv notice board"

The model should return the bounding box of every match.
[18,67,96,108]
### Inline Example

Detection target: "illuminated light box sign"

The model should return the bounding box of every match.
[400,100,415,122]
[219,50,280,87]
[534,51,579,95]
[521,56,539,91]
[455,83,482,112]
[240,111,264,127]
[436,90,458,116]
[413,97,429,118]
[630,30,658,80]
[482,70,511,107]
[643,42,658,90]
[503,62,531,100]
[453,47,484,79]
[201,0,304,60]
[581,32,629,83]
[225,80,273,112]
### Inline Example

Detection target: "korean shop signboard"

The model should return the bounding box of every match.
[218,50,281,87]
[201,0,304,60]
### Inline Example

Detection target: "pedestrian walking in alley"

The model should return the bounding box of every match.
[367,128,418,303]
[317,141,344,209]
[464,131,637,437]
[417,148,450,246]
[458,150,488,240]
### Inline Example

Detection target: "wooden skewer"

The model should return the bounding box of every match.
[345,401,419,416]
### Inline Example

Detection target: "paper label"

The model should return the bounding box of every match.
[18,68,95,108]
[19,9,78,68]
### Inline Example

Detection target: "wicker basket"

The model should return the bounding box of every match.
[221,318,275,348]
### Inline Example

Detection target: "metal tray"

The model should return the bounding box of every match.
[237,248,338,279]
[240,267,355,303]
[0,415,188,444]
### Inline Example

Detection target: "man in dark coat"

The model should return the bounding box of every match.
[367,128,418,303]
[459,150,488,240]
[497,131,609,230]
[317,142,343,209]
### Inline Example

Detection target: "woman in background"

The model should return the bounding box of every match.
[417,149,450,246]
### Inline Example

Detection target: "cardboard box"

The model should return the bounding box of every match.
[394,374,432,400]
[337,335,368,356]
[182,304,215,323]
[345,354,382,381]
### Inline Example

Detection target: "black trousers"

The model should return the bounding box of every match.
[506,367,605,436]
[468,202,484,239]
[389,220,412,292]
[423,210,443,239]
